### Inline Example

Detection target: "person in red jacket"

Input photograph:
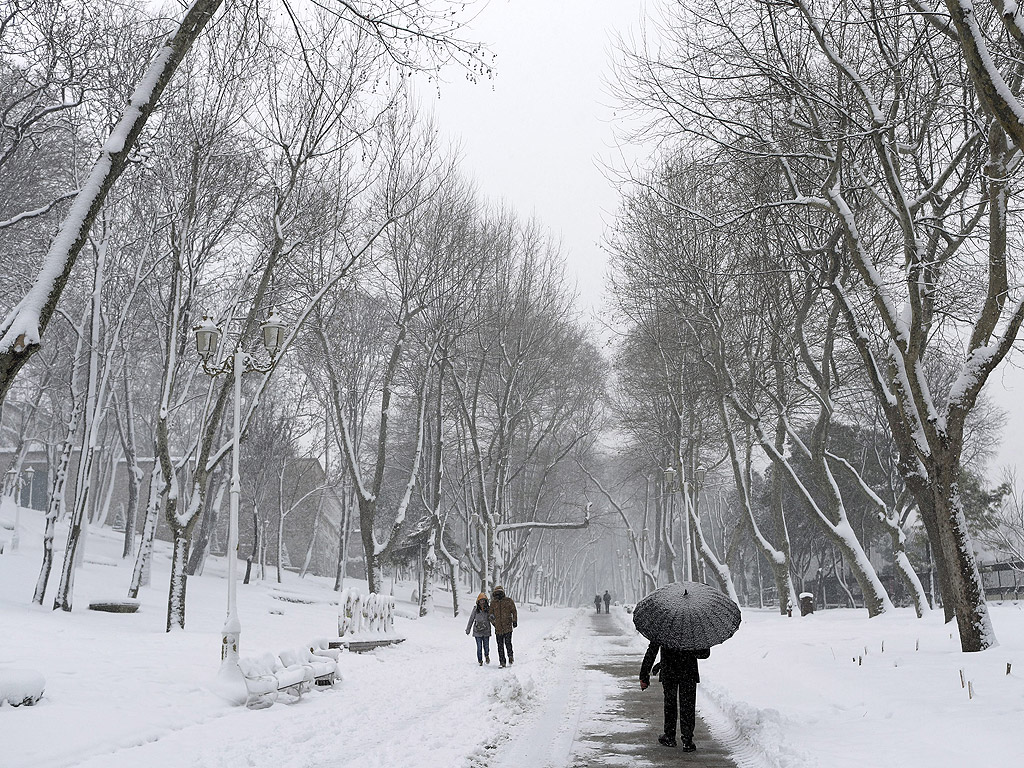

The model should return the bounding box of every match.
[639,642,711,752]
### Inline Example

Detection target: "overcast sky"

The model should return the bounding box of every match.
[423,0,647,316]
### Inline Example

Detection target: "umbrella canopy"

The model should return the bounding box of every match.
[633,581,741,650]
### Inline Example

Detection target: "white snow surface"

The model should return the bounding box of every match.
[2,504,1023,768]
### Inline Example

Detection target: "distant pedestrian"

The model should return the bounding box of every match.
[465,593,492,666]
[603,590,611,613]
[489,585,518,667]
[594,594,602,613]
[639,642,711,752]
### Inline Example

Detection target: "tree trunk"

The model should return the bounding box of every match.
[420,536,437,617]
[243,501,259,585]
[115,379,141,560]
[931,451,996,652]
[334,492,352,591]
[186,476,224,576]
[128,462,162,598]
[52,443,96,612]
[165,530,191,632]
[32,399,83,605]
[299,487,325,579]
[358,495,383,593]
[908,475,955,621]
[687,491,738,602]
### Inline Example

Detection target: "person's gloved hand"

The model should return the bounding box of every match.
[465,629,470,635]
[512,622,517,628]
[640,680,649,691]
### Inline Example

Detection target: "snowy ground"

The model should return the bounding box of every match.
[2,504,1022,768]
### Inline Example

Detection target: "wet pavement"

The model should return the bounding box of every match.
[567,611,739,768]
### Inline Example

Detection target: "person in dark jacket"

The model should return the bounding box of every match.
[465,593,492,666]
[639,642,711,752]
[489,585,517,667]
[594,594,602,613]
[603,590,611,613]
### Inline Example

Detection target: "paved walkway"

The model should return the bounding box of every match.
[566,611,739,768]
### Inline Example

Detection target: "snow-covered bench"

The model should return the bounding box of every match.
[279,646,337,688]
[237,643,340,709]
[237,653,314,710]
[309,638,341,662]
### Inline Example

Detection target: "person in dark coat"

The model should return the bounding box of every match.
[639,642,711,752]
[465,593,492,666]
[489,585,517,667]
[602,590,611,613]
[594,594,602,613]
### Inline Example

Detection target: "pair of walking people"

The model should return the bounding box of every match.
[465,585,518,667]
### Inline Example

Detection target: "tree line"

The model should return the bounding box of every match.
[596,0,1024,653]
[0,0,604,630]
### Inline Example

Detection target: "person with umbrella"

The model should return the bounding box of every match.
[639,643,709,751]
[633,581,741,753]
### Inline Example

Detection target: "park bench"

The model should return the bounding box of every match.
[328,637,406,653]
[237,653,309,709]
[280,646,338,688]
[237,647,338,709]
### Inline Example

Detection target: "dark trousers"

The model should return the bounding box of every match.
[662,678,697,742]
[603,601,610,613]
[495,631,514,664]
[474,635,490,663]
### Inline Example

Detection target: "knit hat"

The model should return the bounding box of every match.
[492,585,505,595]
[477,593,487,602]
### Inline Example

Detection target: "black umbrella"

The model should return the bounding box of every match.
[633,581,741,650]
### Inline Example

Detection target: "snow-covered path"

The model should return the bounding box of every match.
[57,607,585,768]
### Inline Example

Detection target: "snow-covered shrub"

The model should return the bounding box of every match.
[0,670,45,707]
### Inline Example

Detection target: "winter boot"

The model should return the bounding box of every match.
[485,656,490,664]
[681,740,696,753]
[658,735,677,748]
[479,660,483,666]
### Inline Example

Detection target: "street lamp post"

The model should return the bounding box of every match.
[23,464,35,505]
[194,309,286,679]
